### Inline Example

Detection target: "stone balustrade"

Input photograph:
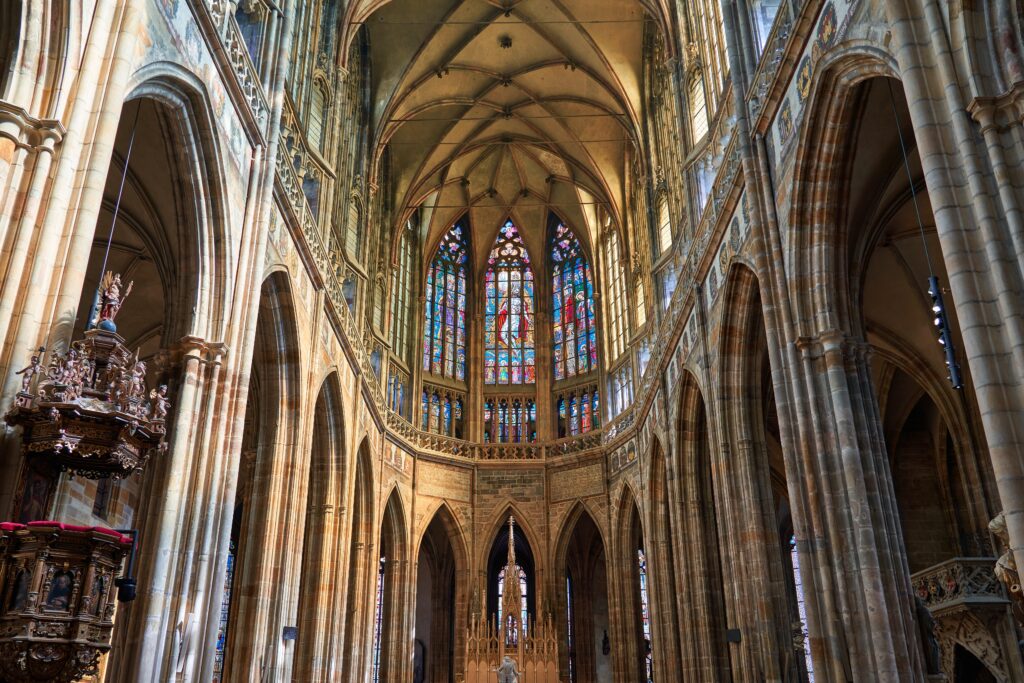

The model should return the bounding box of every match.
[911,557,1007,614]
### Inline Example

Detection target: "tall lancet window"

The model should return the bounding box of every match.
[497,516,529,645]
[485,220,535,385]
[551,222,597,380]
[637,548,653,682]
[371,555,386,683]
[423,222,468,381]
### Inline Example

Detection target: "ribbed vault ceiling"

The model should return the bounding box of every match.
[359,0,650,259]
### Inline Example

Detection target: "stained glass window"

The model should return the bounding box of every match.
[443,398,452,435]
[484,401,493,443]
[791,536,815,681]
[484,398,536,443]
[430,392,441,433]
[497,565,529,637]
[551,222,597,380]
[372,556,386,683]
[638,548,653,682]
[423,222,468,381]
[581,394,592,433]
[485,221,535,385]
[212,542,235,682]
[566,574,576,683]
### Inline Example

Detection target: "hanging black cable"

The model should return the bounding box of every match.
[86,100,142,330]
[885,79,962,389]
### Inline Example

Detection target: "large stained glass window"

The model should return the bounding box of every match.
[551,222,597,380]
[485,221,535,385]
[637,548,653,682]
[423,223,468,381]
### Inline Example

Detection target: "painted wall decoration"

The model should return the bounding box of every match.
[770,1,853,164]
[703,192,754,311]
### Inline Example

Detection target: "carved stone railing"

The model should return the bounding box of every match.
[911,558,1007,615]
[747,0,797,122]
[205,0,270,127]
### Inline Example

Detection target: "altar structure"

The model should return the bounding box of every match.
[464,518,558,683]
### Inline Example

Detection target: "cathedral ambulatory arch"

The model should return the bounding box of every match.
[674,375,732,682]
[719,263,814,681]
[554,504,611,683]
[295,374,347,681]
[413,503,470,683]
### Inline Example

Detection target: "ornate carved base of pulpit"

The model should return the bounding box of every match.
[0,521,132,683]
[464,614,559,683]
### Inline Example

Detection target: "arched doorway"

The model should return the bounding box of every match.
[414,505,468,683]
[294,374,347,680]
[676,376,732,681]
[557,506,610,682]
[373,488,409,683]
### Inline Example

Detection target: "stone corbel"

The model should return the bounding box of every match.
[0,101,65,153]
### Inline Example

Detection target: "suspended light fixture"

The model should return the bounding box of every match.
[886,80,962,389]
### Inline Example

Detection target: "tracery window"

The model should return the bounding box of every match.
[635,279,648,329]
[602,232,628,362]
[552,222,598,380]
[345,201,362,260]
[390,225,415,360]
[657,197,672,255]
[483,398,535,443]
[497,565,529,638]
[371,556,386,683]
[485,221,535,385]
[423,222,468,381]
[308,83,327,150]
[637,549,653,682]
[687,0,729,110]
[689,74,709,142]
[556,389,600,438]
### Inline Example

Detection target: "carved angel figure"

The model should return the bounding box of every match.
[149,384,169,421]
[95,271,133,328]
[494,656,520,683]
[14,348,44,394]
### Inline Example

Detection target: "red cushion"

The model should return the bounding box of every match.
[0,522,24,531]
[26,521,131,544]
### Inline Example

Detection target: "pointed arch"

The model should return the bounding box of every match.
[415,501,470,682]
[554,501,609,682]
[612,483,653,682]
[294,372,347,680]
[373,486,411,683]
[341,438,376,681]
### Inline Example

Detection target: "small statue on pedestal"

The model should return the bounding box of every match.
[93,271,133,332]
[494,655,520,683]
[14,348,45,403]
